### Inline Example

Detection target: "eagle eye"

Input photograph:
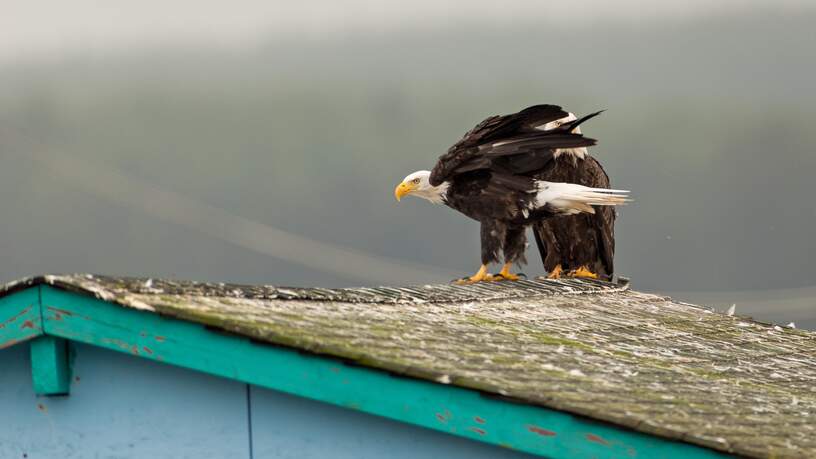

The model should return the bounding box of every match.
[412,178,421,184]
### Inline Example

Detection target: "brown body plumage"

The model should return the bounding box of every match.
[532,155,616,278]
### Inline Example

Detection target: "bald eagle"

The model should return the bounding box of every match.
[394,104,629,283]
[532,112,617,280]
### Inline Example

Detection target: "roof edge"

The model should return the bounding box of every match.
[0,285,43,349]
[4,283,727,459]
[0,274,634,306]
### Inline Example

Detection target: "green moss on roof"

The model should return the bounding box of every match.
[3,274,815,458]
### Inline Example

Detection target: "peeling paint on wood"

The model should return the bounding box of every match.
[0,288,43,349]
[468,426,487,436]
[586,433,610,446]
[527,425,556,437]
[1,306,33,329]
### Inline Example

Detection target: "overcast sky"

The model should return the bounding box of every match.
[3,0,812,63]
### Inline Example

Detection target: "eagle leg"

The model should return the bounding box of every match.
[546,264,563,279]
[456,221,505,284]
[569,265,599,279]
[455,265,496,284]
[494,262,522,281]
[494,226,526,281]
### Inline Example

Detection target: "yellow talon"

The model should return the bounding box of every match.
[546,264,563,279]
[495,262,521,281]
[570,265,599,279]
[455,265,494,284]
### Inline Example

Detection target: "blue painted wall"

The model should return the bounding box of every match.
[1,343,535,458]
[0,343,250,459]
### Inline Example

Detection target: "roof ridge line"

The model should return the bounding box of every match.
[0,274,633,305]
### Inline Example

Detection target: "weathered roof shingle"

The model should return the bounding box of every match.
[4,274,815,458]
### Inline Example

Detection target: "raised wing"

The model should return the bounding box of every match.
[429,105,601,186]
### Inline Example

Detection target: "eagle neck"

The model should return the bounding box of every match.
[554,148,587,166]
[429,181,450,205]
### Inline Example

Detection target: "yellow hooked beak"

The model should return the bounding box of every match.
[394,181,418,202]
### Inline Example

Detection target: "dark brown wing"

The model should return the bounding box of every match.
[446,133,598,177]
[429,104,580,186]
[453,104,570,151]
[444,170,537,222]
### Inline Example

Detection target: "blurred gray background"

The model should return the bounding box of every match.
[1,1,815,328]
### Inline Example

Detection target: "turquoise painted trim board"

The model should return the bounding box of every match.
[1,285,731,458]
[0,288,43,349]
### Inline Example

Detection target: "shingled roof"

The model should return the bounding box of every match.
[3,274,815,458]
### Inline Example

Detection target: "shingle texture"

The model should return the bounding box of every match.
[4,274,815,458]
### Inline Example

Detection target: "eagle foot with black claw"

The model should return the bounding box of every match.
[568,265,599,279]
[454,265,497,284]
[545,265,563,280]
[492,263,526,281]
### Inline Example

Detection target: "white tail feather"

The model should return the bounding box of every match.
[533,181,631,215]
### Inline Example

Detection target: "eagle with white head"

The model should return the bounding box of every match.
[394,104,629,283]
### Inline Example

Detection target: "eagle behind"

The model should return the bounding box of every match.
[533,154,616,279]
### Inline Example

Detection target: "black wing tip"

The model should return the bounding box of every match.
[560,109,605,132]
[552,132,598,148]
[580,108,606,122]
[571,135,598,148]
